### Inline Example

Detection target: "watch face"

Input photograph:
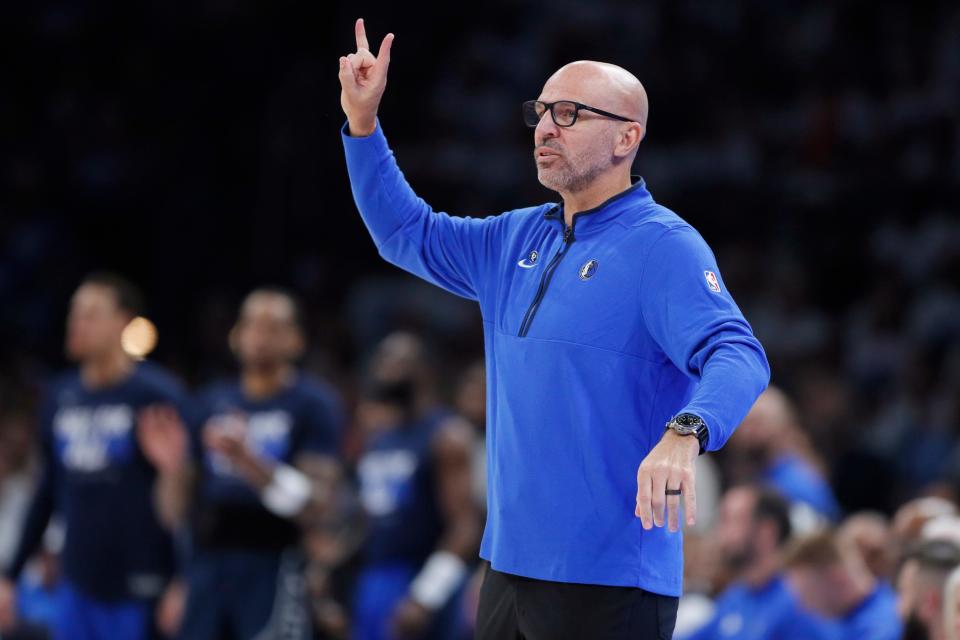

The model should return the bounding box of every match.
[676,413,703,427]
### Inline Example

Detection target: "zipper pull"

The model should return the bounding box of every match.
[563,225,573,243]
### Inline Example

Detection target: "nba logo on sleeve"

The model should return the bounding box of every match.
[704,270,721,293]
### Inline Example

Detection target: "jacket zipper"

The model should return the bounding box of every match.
[517,220,575,337]
[516,182,644,336]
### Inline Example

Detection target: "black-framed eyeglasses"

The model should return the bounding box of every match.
[523,100,634,128]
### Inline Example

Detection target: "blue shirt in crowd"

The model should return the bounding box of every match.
[681,575,838,640]
[839,582,902,640]
[764,453,842,521]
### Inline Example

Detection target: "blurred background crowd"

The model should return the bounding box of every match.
[1,0,959,638]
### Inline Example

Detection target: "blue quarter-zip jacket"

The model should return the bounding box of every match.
[342,120,770,596]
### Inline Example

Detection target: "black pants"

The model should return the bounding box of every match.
[476,563,678,640]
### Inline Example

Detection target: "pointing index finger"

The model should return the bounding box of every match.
[355,18,369,51]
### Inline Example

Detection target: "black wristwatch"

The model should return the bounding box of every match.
[665,413,709,455]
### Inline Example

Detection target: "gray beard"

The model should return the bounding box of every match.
[538,159,607,194]
[535,140,611,194]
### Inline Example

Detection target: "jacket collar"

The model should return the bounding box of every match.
[543,175,653,237]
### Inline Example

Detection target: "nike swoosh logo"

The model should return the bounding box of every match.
[517,259,538,269]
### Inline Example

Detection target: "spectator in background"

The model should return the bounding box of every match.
[727,386,842,525]
[894,497,959,615]
[785,529,902,640]
[839,512,898,582]
[896,503,960,624]
[353,332,481,640]
[945,565,960,640]
[678,485,836,640]
[0,273,187,640]
[139,287,344,640]
[897,539,960,640]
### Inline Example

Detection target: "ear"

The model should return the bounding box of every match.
[613,122,645,159]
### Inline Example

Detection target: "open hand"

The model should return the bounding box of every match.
[635,431,699,532]
[338,18,394,137]
[138,404,188,476]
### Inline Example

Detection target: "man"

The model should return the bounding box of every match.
[680,485,837,640]
[0,273,186,640]
[338,18,770,638]
[728,386,842,523]
[785,529,902,640]
[139,287,344,640]
[352,332,481,640]
[897,539,960,640]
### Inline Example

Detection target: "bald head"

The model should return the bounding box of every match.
[543,61,648,128]
[533,61,649,197]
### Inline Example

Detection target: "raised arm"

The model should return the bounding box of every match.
[338,19,508,303]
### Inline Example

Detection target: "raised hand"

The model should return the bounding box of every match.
[138,404,188,476]
[338,18,394,137]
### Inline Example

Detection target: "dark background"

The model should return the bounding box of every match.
[2,0,959,512]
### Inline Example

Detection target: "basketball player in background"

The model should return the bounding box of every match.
[353,332,481,640]
[0,272,187,640]
[139,287,344,640]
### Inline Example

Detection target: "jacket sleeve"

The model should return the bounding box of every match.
[341,120,504,302]
[638,226,770,451]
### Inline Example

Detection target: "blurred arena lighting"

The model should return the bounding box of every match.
[121,316,158,360]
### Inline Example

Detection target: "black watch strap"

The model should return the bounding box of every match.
[696,423,709,454]
[665,413,709,455]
